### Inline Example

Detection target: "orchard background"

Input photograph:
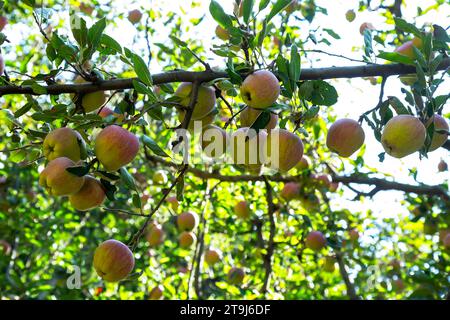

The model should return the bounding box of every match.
[0,0,449,300]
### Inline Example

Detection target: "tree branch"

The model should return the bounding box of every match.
[335,252,360,300]
[1,59,448,96]
[261,177,276,295]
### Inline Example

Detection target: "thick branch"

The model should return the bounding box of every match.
[1,59,448,96]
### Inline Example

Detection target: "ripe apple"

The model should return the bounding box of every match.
[43,127,86,162]
[392,279,405,293]
[394,37,423,59]
[146,223,165,247]
[166,196,179,211]
[230,127,267,172]
[281,182,301,201]
[215,25,230,41]
[69,176,106,211]
[329,182,340,192]
[94,125,140,172]
[266,129,304,172]
[239,107,278,130]
[312,174,332,188]
[345,10,356,22]
[204,248,222,266]
[128,9,143,24]
[326,119,365,157]
[240,70,280,109]
[98,107,124,123]
[79,3,94,15]
[0,54,5,75]
[179,231,196,248]
[323,256,336,273]
[0,239,11,255]
[39,157,85,196]
[93,239,135,282]
[234,201,251,219]
[305,231,327,251]
[149,285,164,300]
[443,233,450,249]
[177,211,199,231]
[0,16,8,31]
[201,124,228,158]
[153,170,168,185]
[359,22,375,35]
[388,259,401,272]
[439,228,450,243]
[227,267,245,285]
[349,228,360,243]
[175,83,216,120]
[438,160,448,172]
[427,114,449,151]
[73,76,107,113]
[381,115,426,158]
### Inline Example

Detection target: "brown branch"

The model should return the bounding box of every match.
[335,252,360,300]
[1,59,449,96]
[261,177,276,295]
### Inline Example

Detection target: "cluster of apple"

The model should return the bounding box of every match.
[38,124,139,211]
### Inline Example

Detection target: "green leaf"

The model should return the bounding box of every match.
[388,96,410,115]
[289,44,301,83]
[394,18,422,38]
[141,135,169,158]
[377,52,414,65]
[71,15,88,51]
[323,28,341,40]
[100,179,117,201]
[100,34,122,54]
[132,54,152,86]
[132,80,157,102]
[14,103,33,118]
[85,18,107,59]
[310,81,338,106]
[119,167,137,191]
[266,0,292,23]
[242,0,255,24]
[209,0,233,29]
[259,0,271,11]
[66,164,90,177]
[132,193,142,209]
[249,110,271,131]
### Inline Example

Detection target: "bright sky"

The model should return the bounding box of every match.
[2,1,449,224]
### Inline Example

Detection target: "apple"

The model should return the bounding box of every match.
[323,256,336,273]
[312,174,332,188]
[329,182,340,192]
[230,127,267,172]
[349,228,360,243]
[201,124,228,158]
[388,259,401,272]
[39,157,85,196]
[73,76,107,113]
[281,182,301,201]
[79,3,94,15]
[427,114,449,151]
[98,107,124,123]
[439,228,450,243]
[153,170,168,185]
[381,115,426,158]
[326,119,365,157]
[0,16,8,31]
[299,193,320,212]
[149,285,164,300]
[227,267,245,285]
[179,231,196,248]
[443,233,450,249]
[438,160,448,172]
[128,9,143,24]
[146,223,165,247]
[359,22,375,35]
[240,70,280,109]
[239,107,278,130]
[266,129,304,172]
[166,196,179,211]
[177,211,199,231]
[345,10,356,22]
[215,25,230,41]
[305,231,327,251]
[204,248,221,266]
[394,37,423,59]
[94,125,140,172]
[43,127,86,162]
[69,176,106,211]
[93,239,135,282]
[175,83,216,120]
[0,239,12,255]
[234,201,251,219]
